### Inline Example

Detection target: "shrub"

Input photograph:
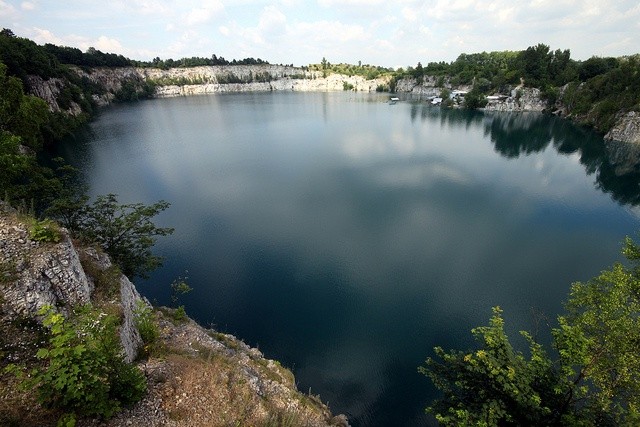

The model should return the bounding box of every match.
[342,81,355,91]
[5,305,146,421]
[134,300,159,357]
[28,219,61,243]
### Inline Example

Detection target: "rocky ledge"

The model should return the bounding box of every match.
[605,111,640,145]
[0,204,347,426]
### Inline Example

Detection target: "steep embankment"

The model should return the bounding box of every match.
[0,204,347,427]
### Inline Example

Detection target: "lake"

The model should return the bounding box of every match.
[58,91,640,426]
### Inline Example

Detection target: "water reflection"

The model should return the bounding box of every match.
[407,105,640,206]
[55,93,639,427]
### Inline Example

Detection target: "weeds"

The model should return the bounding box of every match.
[28,219,61,243]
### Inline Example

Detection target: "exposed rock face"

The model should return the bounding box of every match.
[78,246,144,363]
[0,205,91,318]
[605,111,640,145]
[394,76,445,97]
[483,88,546,112]
[147,65,389,96]
[24,75,64,112]
[0,204,142,362]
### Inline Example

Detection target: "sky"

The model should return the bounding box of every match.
[1,0,639,68]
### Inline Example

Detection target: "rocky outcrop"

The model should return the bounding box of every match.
[0,203,142,362]
[394,76,448,97]
[605,111,640,145]
[147,65,389,96]
[78,245,144,363]
[103,315,349,427]
[0,204,91,318]
[24,75,63,112]
[26,65,389,108]
[483,88,546,112]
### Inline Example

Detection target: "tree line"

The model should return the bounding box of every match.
[137,54,269,69]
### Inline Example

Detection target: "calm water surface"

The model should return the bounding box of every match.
[59,92,640,426]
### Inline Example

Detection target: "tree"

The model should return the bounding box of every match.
[78,194,174,278]
[422,236,640,426]
[463,86,488,110]
[421,307,571,426]
[553,235,640,425]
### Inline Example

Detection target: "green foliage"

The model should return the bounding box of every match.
[134,300,159,354]
[136,54,269,69]
[463,87,488,110]
[560,55,640,132]
[28,218,61,243]
[76,194,173,278]
[150,75,210,87]
[0,29,61,80]
[0,61,49,150]
[216,73,246,84]
[423,237,640,426]
[173,305,188,322]
[5,305,146,421]
[114,79,156,101]
[342,81,354,91]
[554,237,640,424]
[170,275,192,307]
[308,60,394,80]
[421,307,569,426]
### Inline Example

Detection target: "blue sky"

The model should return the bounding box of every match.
[1,0,639,68]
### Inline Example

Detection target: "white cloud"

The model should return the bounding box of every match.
[30,28,131,56]
[94,35,123,52]
[0,0,17,17]
[293,20,368,43]
[183,1,224,26]
[258,5,287,35]
[31,27,65,45]
[6,0,640,66]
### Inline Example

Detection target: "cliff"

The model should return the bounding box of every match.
[69,65,389,101]
[23,63,640,145]
[0,204,347,426]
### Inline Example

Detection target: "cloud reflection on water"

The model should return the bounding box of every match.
[62,92,639,427]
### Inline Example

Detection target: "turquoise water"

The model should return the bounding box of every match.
[58,92,640,426]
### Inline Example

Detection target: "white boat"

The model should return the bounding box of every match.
[389,97,399,104]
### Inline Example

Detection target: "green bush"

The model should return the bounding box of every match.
[6,305,146,421]
[134,300,159,357]
[28,219,61,243]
